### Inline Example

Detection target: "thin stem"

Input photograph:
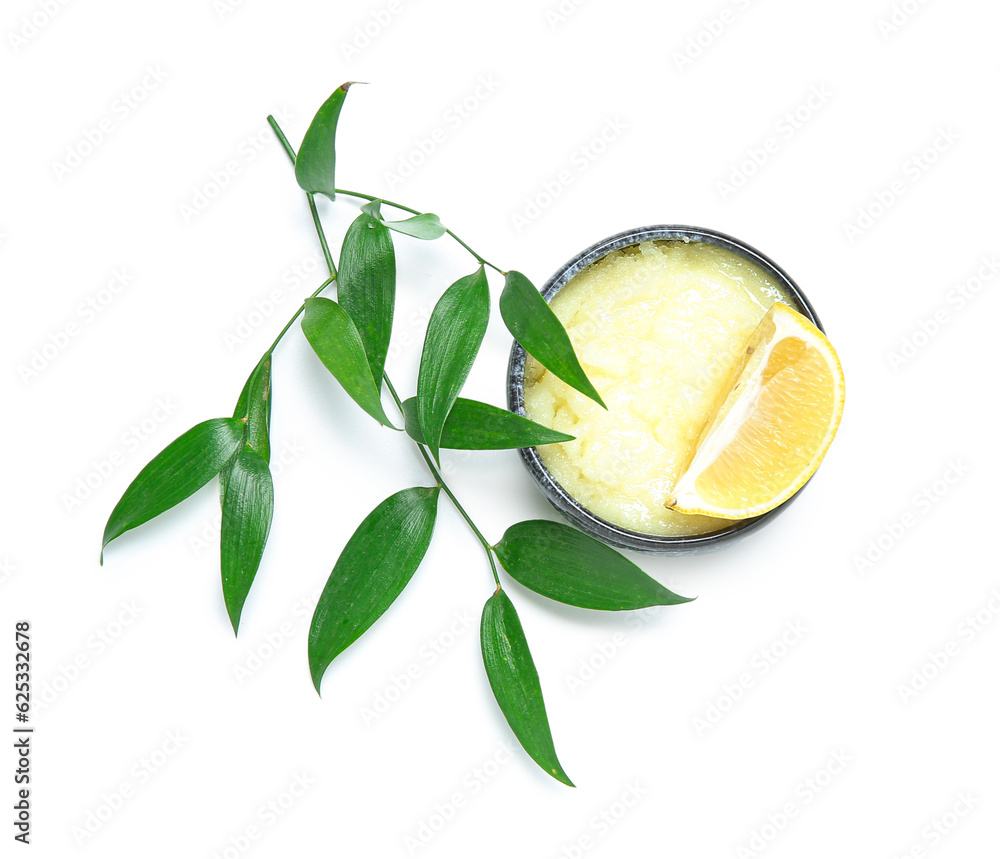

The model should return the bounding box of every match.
[308,194,337,277]
[267,115,297,163]
[382,378,501,586]
[268,116,503,274]
[268,114,503,587]
[265,274,336,356]
[335,187,505,275]
[268,116,338,277]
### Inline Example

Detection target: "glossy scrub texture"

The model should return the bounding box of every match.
[523,239,791,537]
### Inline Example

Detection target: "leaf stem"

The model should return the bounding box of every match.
[268,116,338,278]
[269,114,503,587]
[270,115,501,274]
[267,115,297,164]
[382,377,501,586]
[308,194,338,277]
[334,188,505,275]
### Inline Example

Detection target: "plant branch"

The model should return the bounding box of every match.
[382,377,501,586]
[268,116,503,275]
[314,206,500,585]
[267,116,338,277]
[267,115,297,163]
[268,117,502,587]
[334,188,505,275]
[308,194,337,276]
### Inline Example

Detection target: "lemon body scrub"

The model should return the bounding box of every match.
[523,238,793,538]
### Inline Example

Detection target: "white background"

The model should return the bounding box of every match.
[3,0,998,856]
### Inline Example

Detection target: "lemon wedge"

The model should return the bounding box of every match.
[666,302,845,520]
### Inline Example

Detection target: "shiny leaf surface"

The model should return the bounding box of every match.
[102,418,244,559]
[302,297,395,428]
[494,520,694,611]
[500,270,604,408]
[294,82,357,200]
[338,212,396,388]
[416,268,490,461]
[402,397,573,450]
[481,589,573,786]
[308,487,440,693]
[220,448,274,634]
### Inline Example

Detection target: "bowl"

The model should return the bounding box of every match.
[506,225,823,554]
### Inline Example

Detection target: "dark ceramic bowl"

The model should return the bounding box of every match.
[507,225,822,554]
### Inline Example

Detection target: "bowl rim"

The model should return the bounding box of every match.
[506,224,822,554]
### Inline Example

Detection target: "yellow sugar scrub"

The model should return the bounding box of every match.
[522,236,800,539]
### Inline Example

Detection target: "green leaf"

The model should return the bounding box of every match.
[383,213,447,240]
[494,520,694,611]
[221,448,274,635]
[500,270,605,408]
[308,486,440,693]
[402,397,574,450]
[338,212,396,388]
[417,267,490,462]
[359,199,382,219]
[102,418,244,559]
[221,354,273,502]
[294,82,358,200]
[360,199,447,240]
[232,354,272,463]
[481,589,573,786]
[301,297,396,428]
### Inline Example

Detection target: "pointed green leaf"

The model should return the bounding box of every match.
[221,354,273,502]
[417,268,490,462]
[338,212,396,387]
[402,397,574,450]
[102,418,244,558]
[494,520,694,611]
[232,353,272,462]
[500,270,605,408]
[383,213,447,240]
[302,297,396,428]
[221,448,274,634]
[360,199,447,240]
[481,589,573,786]
[309,486,440,693]
[294,82,358,200]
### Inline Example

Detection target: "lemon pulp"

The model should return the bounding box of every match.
[667,301,845,519]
